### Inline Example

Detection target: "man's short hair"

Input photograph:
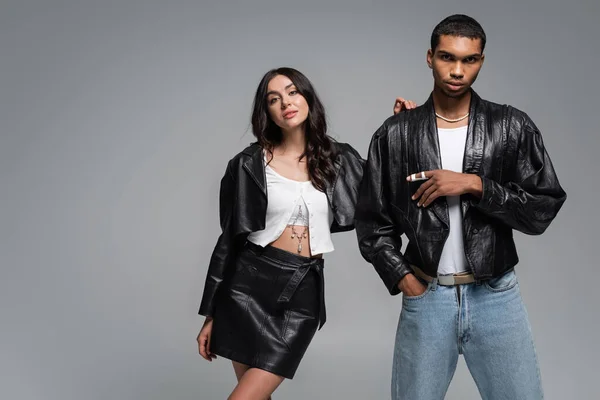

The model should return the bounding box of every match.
[431,14,487,53]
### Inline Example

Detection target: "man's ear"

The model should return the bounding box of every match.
[427,49,433,69]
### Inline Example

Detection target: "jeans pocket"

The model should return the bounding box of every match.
[402,281,433,301]
[483,270,518,293]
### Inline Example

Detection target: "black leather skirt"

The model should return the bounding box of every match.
[211,241,325,379]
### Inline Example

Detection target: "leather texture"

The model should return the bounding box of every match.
[210,243,323,379]
[355,90,567,295]
[199,141,364,316]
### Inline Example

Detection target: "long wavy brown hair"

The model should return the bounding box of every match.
[250,67,337,192]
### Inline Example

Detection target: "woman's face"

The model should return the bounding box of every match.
[265,74,309,132]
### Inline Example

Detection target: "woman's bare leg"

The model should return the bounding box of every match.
[232,361,250,381]
[227,366,284,400]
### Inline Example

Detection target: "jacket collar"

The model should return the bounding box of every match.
[240,142,341,204]
[242,143,267,197]
[420,89,485,225]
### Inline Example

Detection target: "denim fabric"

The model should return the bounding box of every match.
[392,270,543,400]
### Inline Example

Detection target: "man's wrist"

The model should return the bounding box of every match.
[397,272,413,292]
[467,174,483,198]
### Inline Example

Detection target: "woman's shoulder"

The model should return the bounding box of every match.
[213,142,263,182]
[331,140,364,163]
[224,142,262,167]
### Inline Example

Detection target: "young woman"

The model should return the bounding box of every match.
[196,67,414,399]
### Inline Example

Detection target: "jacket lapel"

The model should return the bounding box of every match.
[242,143,267,198]
[416,91,485,224]
[241,142,343,220]
[461,91,485,215]
[417,95,449,227]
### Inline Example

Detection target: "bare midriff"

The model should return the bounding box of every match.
[269,225,322,259]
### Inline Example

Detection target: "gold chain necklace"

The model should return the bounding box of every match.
[435,112,469,123]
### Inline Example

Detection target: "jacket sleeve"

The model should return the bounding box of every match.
[472,115,567,235]
[198,160,236,317]
[329,143,365,233]
[354,124,412,295]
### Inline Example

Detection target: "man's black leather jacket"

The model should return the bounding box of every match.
[199,141,364,316]
[355,90,567,295]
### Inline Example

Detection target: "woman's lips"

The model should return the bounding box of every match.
[283,110,298,119]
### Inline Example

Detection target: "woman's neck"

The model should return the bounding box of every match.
[278,126,306,156]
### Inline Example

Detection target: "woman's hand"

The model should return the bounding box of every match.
[197,317,217,361]
[393,97,418,114]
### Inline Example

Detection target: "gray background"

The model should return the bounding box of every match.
[1,0,598,399]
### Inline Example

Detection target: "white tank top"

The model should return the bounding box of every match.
[247,163,334,255]
[437,126,469,275]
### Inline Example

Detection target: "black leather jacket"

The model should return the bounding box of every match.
[199,141,364,316]
[355,91,567,295]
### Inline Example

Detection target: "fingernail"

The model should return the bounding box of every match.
[411,195,415,200]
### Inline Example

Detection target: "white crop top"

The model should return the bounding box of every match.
[288,198,309,227]
[247,163,334,255]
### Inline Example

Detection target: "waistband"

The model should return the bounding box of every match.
[411,265,515,286]
[244,241,324,268]
[244,241,327,329]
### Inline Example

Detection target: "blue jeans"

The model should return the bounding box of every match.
[392,270,543,400]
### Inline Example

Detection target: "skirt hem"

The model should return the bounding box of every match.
[211,345,296,379]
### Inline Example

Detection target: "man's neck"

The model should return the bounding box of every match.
[432,88,471,120]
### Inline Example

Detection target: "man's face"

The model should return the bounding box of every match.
[427,35,485,98]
